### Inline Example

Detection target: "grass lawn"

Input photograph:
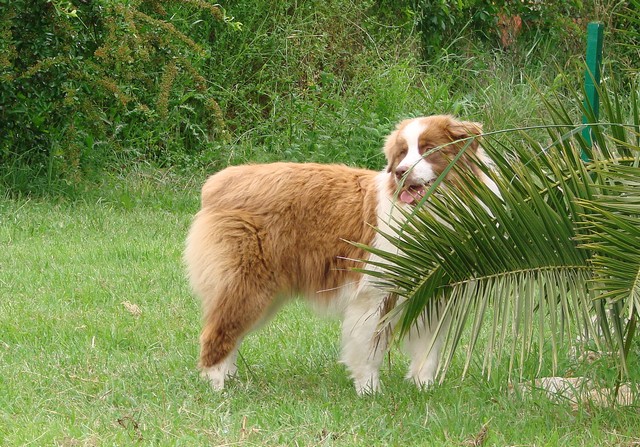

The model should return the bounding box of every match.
[1,175,639,446]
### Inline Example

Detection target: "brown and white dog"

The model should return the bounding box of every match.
[185,115,498,394]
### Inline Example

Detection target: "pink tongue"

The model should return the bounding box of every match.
[400,190,415,204]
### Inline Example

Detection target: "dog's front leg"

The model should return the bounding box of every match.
[340,289,389,395]
[404,306,449,388]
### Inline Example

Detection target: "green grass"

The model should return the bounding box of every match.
[2,0,639,443]
[2,177,640,446]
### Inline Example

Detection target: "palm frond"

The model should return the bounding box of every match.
[361,75,640,383]
[578,163,640,316]
[361,134,602,379]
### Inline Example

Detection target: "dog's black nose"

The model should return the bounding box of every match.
[395,165,409,179]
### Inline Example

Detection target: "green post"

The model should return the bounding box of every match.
[581,22,604,161]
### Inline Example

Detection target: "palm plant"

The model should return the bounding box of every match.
[364,77,640,384]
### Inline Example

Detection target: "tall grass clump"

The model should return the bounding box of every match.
[193,0,424,172]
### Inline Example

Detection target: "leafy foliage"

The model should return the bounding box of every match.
[365,77,640,383]
[0,0,426,193]
[0,0,229,192]
[3,0,637,196]
[405,0,588,58]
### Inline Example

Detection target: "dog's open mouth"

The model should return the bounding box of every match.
[399,181,433,205]
[399,185,424,205]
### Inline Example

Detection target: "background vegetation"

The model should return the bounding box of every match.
[2,0,640,445]
[2,0,636,195]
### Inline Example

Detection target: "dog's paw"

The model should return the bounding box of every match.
[354,376,381,396]
[200,366,226,391]
[407,374,435,390]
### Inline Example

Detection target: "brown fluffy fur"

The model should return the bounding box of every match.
[185,115,490,392]
[187,163,379,367]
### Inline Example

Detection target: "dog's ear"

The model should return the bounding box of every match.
[384,137,396,172]
[447,118,483,141]
[382,124,403,173]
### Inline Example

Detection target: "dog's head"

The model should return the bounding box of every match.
[383,115,484,205]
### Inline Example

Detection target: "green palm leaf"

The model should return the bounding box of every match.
[577,162,640,372]
[362,76,640,383]
[366,142,598,380]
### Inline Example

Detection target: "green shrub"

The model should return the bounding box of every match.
[404,0,589,58]
[1,0,635,195]
[0,0,231,193]
[0,0,422,192]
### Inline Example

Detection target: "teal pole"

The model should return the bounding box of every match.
[581,22,604,161]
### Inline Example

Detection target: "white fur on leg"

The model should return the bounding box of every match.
[403,311,448,389]
[200,346,239,391]
[340,289,388,395]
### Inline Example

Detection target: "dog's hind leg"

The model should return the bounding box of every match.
[186,210,276,390]
[197,263,278,390]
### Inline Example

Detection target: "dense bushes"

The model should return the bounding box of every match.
[1,0,229,191]
[1,0,423,194]
[0,0,636,194]
[407,0,590,57]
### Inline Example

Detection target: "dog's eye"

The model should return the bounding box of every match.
[419,145,433,155]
